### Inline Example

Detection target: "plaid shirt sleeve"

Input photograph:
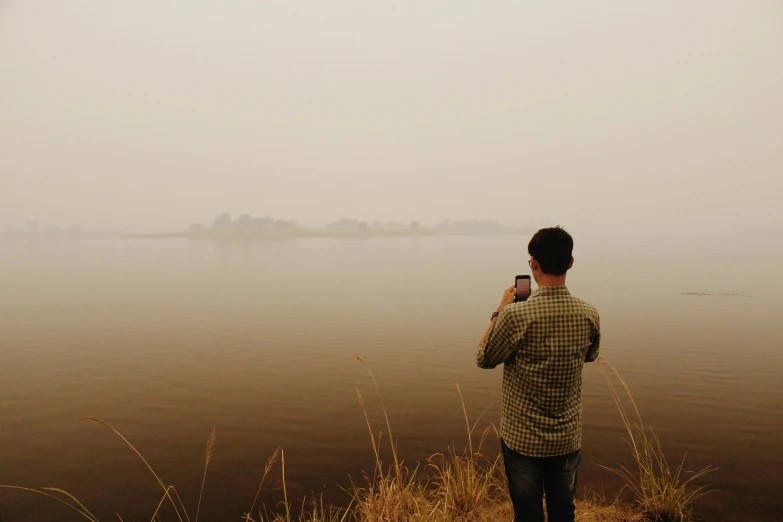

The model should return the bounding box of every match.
[585,313,601,362]
[476,307,527,369]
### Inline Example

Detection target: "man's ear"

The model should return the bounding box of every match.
[568,257,574,270]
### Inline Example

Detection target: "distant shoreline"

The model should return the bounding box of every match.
[2,216,537,241]
[123,229,530,240]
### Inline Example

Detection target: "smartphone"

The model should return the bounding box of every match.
[515,275,531,302]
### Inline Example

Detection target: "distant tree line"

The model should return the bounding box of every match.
[179,213,533,238]
[187,213,299,233]
[187,214,422,233]
[0,221,132,239]
[325,219,420,231]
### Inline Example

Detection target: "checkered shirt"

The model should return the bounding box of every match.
[476,285,600,457]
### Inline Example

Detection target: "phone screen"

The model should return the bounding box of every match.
[515,277,531,302]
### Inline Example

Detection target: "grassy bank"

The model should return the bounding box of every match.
[0,357,713,521]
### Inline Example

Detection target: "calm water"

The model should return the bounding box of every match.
[1,235,782,521]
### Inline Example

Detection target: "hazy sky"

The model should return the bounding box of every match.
[1,1,781,233]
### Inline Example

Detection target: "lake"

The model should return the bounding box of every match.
[1,235,781,521]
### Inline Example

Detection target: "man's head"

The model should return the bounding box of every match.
[528,227,574,283]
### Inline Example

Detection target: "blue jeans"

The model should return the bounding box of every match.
[501,439,580,522]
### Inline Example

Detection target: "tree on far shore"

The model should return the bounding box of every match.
[212,213,232,228]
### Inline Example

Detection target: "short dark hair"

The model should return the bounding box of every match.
[528,227,573,275]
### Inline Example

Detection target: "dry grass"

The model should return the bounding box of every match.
[350,355,439,522]
[347,359,505,522]
[346,357,654,522]
[595,357,716,522]
[195,426,216,522]
[0,357,712,522]
[259,499,350,522]
[426,385,504,520]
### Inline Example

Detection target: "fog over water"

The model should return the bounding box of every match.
[1,1,781,233]
[1,2,783,522]
[1,235,782,521]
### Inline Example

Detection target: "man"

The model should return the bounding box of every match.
[476,227,600,522]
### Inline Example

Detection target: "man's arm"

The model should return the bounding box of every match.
[478,312,501,348]
[476,287,525,369]
[584,314,601,363]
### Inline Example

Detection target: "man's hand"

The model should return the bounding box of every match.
[497,286,516,312]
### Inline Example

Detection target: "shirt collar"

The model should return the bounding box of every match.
[530,285,570,299]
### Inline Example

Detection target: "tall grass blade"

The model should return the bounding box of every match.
[80,417,188,522]
[0,485,98,521]
[195,426,216,522]
[245,447,281,521]
[595,356,716,521]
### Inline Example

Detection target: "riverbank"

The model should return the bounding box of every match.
[238,442,646,522]
[241,358,705,522]
[0,411,700,522]
[124,227,531,241]
[124,228,438,240]
[260,488,646,522]
[426,497,644,522]
[122,214,533,241]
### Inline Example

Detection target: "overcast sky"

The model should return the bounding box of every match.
[1,1,781,233]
